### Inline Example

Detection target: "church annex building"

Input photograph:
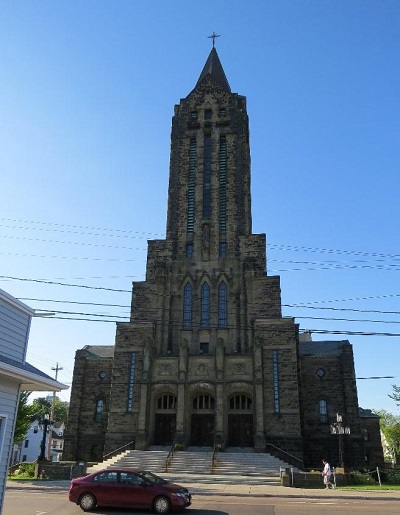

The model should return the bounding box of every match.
[64,46,383,470]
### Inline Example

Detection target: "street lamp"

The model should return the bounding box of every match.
[330,413,350,467]
[38,414,53,461]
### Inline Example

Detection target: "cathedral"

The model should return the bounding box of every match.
[64,46,383,469]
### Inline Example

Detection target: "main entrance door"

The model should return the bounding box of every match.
[154,414,176,445]
[227,394,253,447]
[228,414,253,447]
[191,414,214,446]
[190,394,215,446]
[153,394,177,446]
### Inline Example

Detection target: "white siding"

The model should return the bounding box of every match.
[0,301,31,362]
[0,380,19,514]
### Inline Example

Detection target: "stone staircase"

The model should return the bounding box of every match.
[87,448,294,485]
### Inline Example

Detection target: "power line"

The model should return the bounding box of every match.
[0,219,163,238]
[284,304,400,315]
[0,251,142,263]
[1,217,398,260]
[35,315,400,337]
[0,275,131,292]
[1,234,147,251]
[16,297,400,317]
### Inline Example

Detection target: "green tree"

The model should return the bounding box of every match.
[374,409,400,465]
[13,392,34,443]
[30,396,69,425]
[389,384,400,406]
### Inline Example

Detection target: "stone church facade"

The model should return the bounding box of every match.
[64,47,383,469]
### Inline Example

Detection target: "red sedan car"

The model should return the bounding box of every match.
[69,468,192,513]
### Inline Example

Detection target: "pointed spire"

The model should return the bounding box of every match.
[196,47,231,92]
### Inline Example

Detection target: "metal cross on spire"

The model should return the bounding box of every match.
[208,31,220,48]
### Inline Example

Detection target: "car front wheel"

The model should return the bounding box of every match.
[153,495,171,514]
[79,492,97,512]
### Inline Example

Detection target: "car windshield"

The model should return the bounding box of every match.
[139,471,169,484]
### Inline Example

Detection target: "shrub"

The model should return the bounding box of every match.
[14,462,35,478]
[384,471,400,485]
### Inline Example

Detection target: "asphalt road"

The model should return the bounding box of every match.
[3,489,400,515]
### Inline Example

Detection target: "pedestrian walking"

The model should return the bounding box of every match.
[322,459,334,489]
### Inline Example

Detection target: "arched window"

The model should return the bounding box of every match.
[319,400,328,423]
[183,283,193,328]
[192,395,215,410]
[200,282,210,327]
[218,281,228,327]
[95,399,104,424]
[157,395,177,411]
[229,395,252,410]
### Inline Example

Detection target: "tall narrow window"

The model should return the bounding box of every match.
[200,282,210,327]
[319,400,328,423]
[187,139,196,233]
[203,134,212,219]
[219,136,227,232]
[218,281,228,327]
[126,352,136,412]
[95,399,104,423]
[183,283,193,329]
[272,350,280,413]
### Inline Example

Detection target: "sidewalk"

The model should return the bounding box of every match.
[6,477,400,501]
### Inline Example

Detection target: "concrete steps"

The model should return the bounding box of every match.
[87,447,294,486]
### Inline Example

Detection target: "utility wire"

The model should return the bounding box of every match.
[1,217,399,260]
[15,298,400,316]
[35,314,400,337]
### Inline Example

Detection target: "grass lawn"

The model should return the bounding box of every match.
[339,484,400,491]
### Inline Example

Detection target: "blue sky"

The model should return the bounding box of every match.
[1,1,399,414]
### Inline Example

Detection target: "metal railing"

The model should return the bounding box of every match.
[211,442,220,472]
[266,442,304,470]
[102,440,135,461]
[165,435,177,472]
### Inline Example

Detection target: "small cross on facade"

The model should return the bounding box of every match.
[208,31,220,48]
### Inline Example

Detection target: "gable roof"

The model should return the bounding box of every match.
[299,340,351,357]
[0,355,68,391]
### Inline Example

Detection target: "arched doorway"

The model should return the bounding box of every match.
[191,394,215,446]
[228,394,253,447]
[154,394,177,445]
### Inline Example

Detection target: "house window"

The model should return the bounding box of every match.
[183,283,193,328]
[362,428,369,441]
[127,352,136,412]
[190,110,198,119]
[218,282,228,327]
[33,426,38,433]
[22,455,27,462]
[319,400,328,423]
[187,139,196,234]
[203,134,212,219]
[24,440,29,448]
[200,282,210,327]
[219,107,227,117]
[204,109,212,120]
[272,350,280,414]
